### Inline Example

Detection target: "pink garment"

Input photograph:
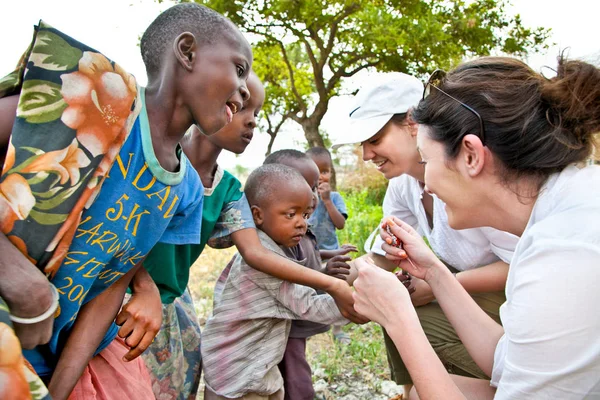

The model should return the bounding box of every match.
[68,338,153,400]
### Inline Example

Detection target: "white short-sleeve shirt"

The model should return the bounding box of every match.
[491,165,600,399]
[371,174,518,270]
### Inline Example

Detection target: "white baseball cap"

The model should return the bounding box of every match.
[332,72,423,148]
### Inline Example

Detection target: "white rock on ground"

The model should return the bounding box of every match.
[379,380,403,397]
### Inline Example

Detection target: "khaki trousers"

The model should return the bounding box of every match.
[383,290,505,384]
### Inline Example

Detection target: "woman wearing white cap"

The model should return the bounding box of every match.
[352,57,600,399]
[335,72,518,396]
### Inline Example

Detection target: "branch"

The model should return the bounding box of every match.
[340,60,381,78]
[325,4,361,56]
[263,111,294,155]
[275,40,308,113]
[326,56,380,93]
[307,25,326,56]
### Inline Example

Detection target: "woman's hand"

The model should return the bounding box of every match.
[352,257,414,328]
[380,217,444,281]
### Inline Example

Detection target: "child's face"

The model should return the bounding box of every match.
[184,32,253,136]
[311,154,332,184]
[255,182,313,248]
[207,74,265,154]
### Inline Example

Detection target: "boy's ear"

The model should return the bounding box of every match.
[173,32,197,72]
[251,205,263,227]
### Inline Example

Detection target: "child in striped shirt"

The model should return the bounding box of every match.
[201,164,348,400]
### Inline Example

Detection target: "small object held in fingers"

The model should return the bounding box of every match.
[385,220,418,269]
[386,224,400,247]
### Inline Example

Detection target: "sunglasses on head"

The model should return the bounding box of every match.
[423,69,486,145]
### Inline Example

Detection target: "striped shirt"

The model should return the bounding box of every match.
[201,230,347,398]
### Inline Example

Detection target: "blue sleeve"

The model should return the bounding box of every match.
[332,192,348,219]
[159,163,204,245]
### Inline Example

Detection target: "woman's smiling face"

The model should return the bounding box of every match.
[417,124,477,230]
[361,119,421,179]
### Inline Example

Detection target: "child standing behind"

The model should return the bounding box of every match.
[306,147,353,344]
[264,149,355,400]
[201,164,348,400]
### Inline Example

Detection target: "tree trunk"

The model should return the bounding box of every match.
[301,119,337,191]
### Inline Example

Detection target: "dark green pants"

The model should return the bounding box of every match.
[383,290,505,384]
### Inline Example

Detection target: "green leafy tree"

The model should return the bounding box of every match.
[194,0,549,152]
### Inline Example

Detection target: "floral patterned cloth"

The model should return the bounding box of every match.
[141,289,202,400]
[0,20,140,398]
[0,298,50,400]
[0,20,139,275]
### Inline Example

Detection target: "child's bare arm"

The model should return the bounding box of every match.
[47,264,140,400]
[231,228,368,324]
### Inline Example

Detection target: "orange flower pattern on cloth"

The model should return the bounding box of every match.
[0,20,139,268]
[21,139,90,186]
[0,21,139,400]
[0,322,32,399]
[0,299,50,400]
[0,174,35,234]
[61,52,137,157]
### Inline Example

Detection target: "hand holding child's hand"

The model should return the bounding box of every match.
[326,255,352,280]
[327,280,370,324]
[318,182,331,201]
[352,257,413,327]
[116,284,162,361]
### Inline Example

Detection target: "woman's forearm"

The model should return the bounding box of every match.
[456,261,508,293]
[428,265,504,376]
[48,265,140,400]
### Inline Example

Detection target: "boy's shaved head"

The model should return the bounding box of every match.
[141,3,237,77]
[245,164,307,207]
[263,149,310,165]
[305,146,331,160]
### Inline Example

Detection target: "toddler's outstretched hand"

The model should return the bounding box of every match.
[326,254,352,280]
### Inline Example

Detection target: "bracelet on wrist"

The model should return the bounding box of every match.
[9,282,59,325]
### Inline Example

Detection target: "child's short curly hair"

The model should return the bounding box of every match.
[245,164,306,207]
